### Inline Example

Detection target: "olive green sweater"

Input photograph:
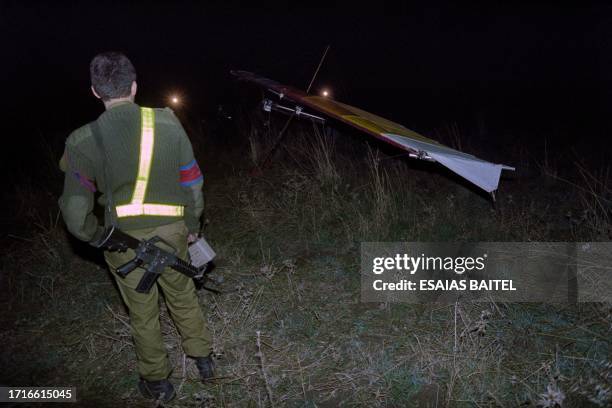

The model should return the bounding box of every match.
[59,101,204,242]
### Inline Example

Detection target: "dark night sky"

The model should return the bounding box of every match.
[2,1,612,155]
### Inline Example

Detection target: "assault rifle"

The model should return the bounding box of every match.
[91,226,219,294]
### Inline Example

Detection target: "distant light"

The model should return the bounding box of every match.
[168,94,182,107]
[322,89,330,97]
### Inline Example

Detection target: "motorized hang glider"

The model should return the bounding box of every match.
[231,70,514,196]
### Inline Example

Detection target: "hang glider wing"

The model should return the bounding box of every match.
[231,70,514,194]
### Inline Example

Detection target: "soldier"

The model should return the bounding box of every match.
[59,51,214,402]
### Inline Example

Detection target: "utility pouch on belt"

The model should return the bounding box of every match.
[189,237,216,268]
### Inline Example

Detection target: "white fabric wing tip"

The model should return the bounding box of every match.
[382,133,515,193]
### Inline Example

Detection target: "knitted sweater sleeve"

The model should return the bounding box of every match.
[58,131,102,242]
[177,127,204,234]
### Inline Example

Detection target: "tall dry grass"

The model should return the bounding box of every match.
[2,115,611,406]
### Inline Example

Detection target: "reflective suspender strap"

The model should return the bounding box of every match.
[116,203,184,217]
[132,106,155,204]
[116,107,184,218]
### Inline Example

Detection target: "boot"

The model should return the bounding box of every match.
[195,354,215,380]
[138,378,176,402]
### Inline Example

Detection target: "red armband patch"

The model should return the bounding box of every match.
[180,160,203,186]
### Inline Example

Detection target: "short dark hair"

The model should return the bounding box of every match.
[89,52,137,101]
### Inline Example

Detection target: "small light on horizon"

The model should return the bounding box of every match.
[171,96,179,105]
[322,89,330,97]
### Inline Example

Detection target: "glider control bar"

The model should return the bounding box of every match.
[262,99,431,161]
[263,99,325,124]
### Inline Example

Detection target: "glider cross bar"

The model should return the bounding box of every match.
[262,98,325,124]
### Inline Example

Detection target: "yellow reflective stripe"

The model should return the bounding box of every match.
[132,107,155,204]
[116,107,184,218]
[116,204,184,217]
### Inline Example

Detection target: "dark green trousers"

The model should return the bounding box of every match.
[104,220,211,381]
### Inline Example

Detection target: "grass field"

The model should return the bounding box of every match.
[1,112,611,407]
